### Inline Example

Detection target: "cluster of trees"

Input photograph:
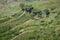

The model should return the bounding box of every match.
[20,3,57,18]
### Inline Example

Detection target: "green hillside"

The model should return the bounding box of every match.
[0,0,60,40]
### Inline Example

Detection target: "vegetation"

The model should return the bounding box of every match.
[0,0,60,40]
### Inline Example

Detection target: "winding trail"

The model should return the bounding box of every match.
[18,11,26,18]
[11,25,40,40]
[11,29,34,40]
[4,19,31,34]
[0,11,26,27]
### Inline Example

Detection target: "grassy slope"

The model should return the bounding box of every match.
[0,0,60,40]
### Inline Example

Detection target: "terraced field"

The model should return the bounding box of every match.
[0,0,60,40]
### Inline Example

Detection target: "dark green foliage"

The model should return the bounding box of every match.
[0,18,11,24]
[0,27,11,33]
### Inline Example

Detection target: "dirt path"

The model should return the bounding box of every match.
[4,19,30,34]
[0,11,26,27]
[18,11,26,18]
[11,25,37,40]
[11,30,34,40]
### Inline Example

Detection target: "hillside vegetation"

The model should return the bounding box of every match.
[0,0,60,40]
